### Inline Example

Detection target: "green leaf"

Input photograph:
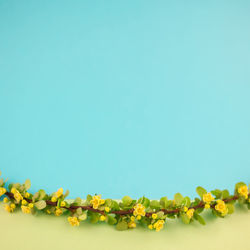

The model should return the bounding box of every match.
[222,190,230,199]
[122,196,132,206]
[196,186,207,199]
[160,197,168,208]
[181,213,190,224]
[35,200,47,210]
[142,197,150,208]
[90,213,99,223]
[182,197,191,207]
[111,200,120,211]
[74,197,82,205]
[24,179,31,190]
[85,195,92,205]
[107,215,117,225]
[227,204,234,214]
[194,213,206,225]
[76,207,82,215]
[211,189,222,199]
[174,193,183,206]
[156,211,164,219]
[116,221,128,231]
[150,200,161,209]
[38,189,46,200]
[78,213,87,221]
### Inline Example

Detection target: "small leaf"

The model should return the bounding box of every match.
[227,204,234,214]
[211,189,222,199]
[196,187,207,199]
[160,197,168,208]
[181,213,190,224]
[174,193,183,206]
[74,197,82,205]
[35,200,47,210]
[150,200,161,209]
[76,207,82,215]
[222,190,230,199]
[122,196,132,206]
[194,213,206,225]
[116,221,128,231]
[24,179,31,190]
[107,215,117,225]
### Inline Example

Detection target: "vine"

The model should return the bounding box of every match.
[0,171,249,231]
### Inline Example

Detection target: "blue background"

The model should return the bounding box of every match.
[0,0,250,199]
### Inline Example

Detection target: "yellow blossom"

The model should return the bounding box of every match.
[148,224,153,230]
[68,216,80,226]
[0,187,6,196]
[205,204,210,209]
[28,203,34,208]
[61,201,66,207]
[215,200,228,216]
[25,192,30,198]
[183,206,188,212]
[3,197,9,203]
[153,220,165,232]
[11,188,16,193]
[136,215,141,220]
[203,192,214,203]
[13,190,23,203]
[186,208,194,219]
[152,213,157,219]
[10,203,16,209]
[55,188,64,198]
[55,209,63,216]
[105,207,110,213]
[22,199,27,205]
[133,203,146,217]
[130,216,135,222]
[21,205,31,214]
[4,204,13,213]
[238,185,248,199]
[128,221,136,228]
[100,215,106,221]
[51,197,57,202]
[90,195,104,209]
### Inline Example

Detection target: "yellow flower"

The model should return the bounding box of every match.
[205,204,210,209]
[21,205,31,214]
[203,192,214,203]
[28,203,34,208]
[55,208,63,216]
[68,216,80,226]
[100,215,106,221]
[25,192,30,198]
[55,188,64,198]
[21,205,30,214]
[153,220,165,232]
[133,203,146,217]
[105,207,110,212]
[186,208,194,219]
[238,185,248,199]
[11,188,16,193]
[10,203,16,209]
[3,197,9,203]
[13,190,23,203]
[22,199,28,205]
[183,206,188,212]
[148,224,153,230]
[4,204,13,213]
[0,187,6,196]
[51,197,57,202]
[130,216,135,222]
[128,221,136,228]
[136,215,141,220]
[61,201,66,207]
[90,195,104,209]
[215,200,228,216]
[152,213,157,219]
[46,209,51,214]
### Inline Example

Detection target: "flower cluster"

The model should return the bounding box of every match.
[0,172,249,232]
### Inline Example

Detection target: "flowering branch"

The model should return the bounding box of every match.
[0,172,249,231]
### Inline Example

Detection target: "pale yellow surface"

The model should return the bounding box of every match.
[0,203,249,250]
